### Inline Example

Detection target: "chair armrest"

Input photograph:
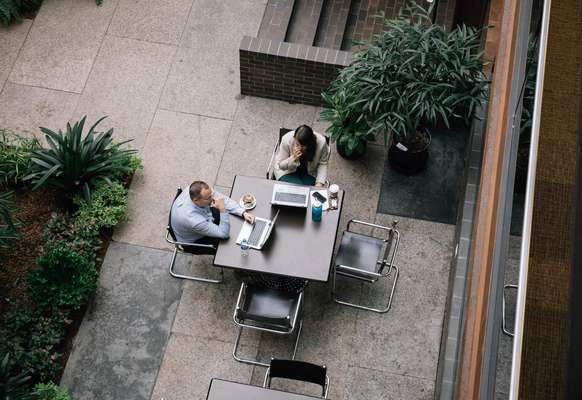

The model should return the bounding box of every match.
[165,229,217,249]
[347,219,398,232]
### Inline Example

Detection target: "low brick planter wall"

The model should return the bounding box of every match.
[239,35,352,107]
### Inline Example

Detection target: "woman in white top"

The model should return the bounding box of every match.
[274,125,330,187]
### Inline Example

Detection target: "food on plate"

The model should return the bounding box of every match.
[242,194,255,207]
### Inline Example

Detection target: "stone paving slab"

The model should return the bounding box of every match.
[150,334,256,400]
[113,110,231,250]
[180,0,264,51]
[60,242,184,400]
[0,20,31,93]
[344,367,435,400]
[9,0,118,93]
[328,144,387,236]
[350,213,455,380]
[73,35,176,151]
[108,0,193,45]
[0,82,79,140]
[215,96,318,187]
[171,269,261,347]
[159,0,264,120]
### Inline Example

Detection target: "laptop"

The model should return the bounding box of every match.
[236,210,280,250]
[270,183,310,208]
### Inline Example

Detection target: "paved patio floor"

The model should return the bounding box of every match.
[1,1,455,399]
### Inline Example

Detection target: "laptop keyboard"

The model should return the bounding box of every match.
[248,220,267,246]
[275,192,306,204]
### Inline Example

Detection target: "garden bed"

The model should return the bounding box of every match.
[0,120,140,398]
[0,186,115,382]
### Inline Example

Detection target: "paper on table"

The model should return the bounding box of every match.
[310,189,329,211]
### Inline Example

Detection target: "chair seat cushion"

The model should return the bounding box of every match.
[238,285,300,329]
[335,231,383,280]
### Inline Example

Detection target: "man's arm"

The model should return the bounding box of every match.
[216,191,245,216]
[192,214,231,239]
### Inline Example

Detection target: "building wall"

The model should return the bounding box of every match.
[520,1,582,398]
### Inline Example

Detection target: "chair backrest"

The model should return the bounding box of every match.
[267,359,327,395]
[167,187,183,241]
[378,220,400,274]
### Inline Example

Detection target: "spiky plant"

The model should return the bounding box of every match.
[0,353,34,400]
[25,116,137,202]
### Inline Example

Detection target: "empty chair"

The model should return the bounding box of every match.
[264,358,330,398]
[165,187,223,283]
[332,219,400,313]
[233,282,304,367]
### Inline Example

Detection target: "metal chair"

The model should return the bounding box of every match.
[264,358,330,398]
[332,219,400,313]
[165,187,224,283]
[502,284,518,337]
[266,127,330,180]
[233,282,304,367]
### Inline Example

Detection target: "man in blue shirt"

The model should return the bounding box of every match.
[171,181,255,248]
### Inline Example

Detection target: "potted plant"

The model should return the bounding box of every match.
[320,90,371,159]
[515,36,538,193]
[321,1,489,171]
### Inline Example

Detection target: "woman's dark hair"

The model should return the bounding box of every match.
[294,125,316,161]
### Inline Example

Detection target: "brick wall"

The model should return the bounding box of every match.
[239,36,352,107]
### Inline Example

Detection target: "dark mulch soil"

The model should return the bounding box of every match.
[0,187,63,314]
[0,186,113,382]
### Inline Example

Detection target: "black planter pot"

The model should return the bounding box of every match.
[388,129,431,175]
[336,140,367,160]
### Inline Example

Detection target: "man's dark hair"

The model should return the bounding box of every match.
[189,181,209,200]
[294,125,316,161]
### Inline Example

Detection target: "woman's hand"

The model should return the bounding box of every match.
[292,147,303,161]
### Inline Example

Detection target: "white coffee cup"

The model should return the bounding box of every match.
[329,184,339,199]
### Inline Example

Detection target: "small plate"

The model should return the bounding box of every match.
[239,196,256,210]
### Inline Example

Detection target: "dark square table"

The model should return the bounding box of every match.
[207,379,321,400]
[214,176,344,282]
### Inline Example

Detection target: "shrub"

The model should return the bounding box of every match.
[0,353,34,400]
[321,1,489,155]
[0,191,18,249]
[43,213,101,262]
[34,383,71,400]
[0,0,42,26]
[0,130,40,187]
[109,146,143,182]
[74,181,128,230]
[25,116,137,201]
[0,306,65,383]
[28,243,98,311]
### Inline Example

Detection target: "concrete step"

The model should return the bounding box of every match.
[257,0,296,42]
[285,0,325,46]
[313,0,353,49]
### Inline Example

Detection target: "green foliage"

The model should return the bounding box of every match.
[109,145,142,182]
[519,36,539,139]
[0,191,18,249]
[0,353,34,400]
[74,181,128,230]
[25,116,137,201]
[321,1,489,153]
[0,306,65,383]
[43,213,101,261]
[34,383,70,400]
[28,243,98,311]
[0,0,41,26]
[0,130,40,187]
